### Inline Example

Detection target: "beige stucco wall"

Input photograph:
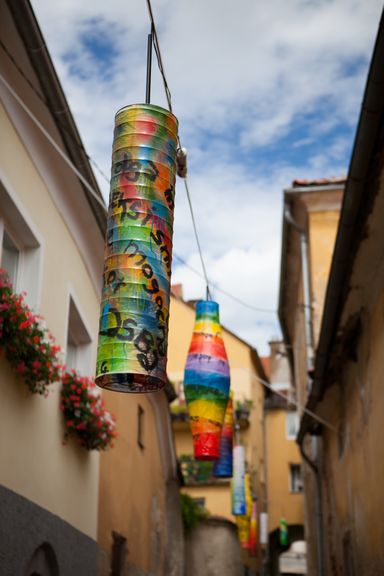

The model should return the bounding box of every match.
[266,410,304,531]
[0,99,101,538]
[319,286,384,574]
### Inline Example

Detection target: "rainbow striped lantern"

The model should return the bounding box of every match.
[213,393,234,477]
[184,300,230,460]
[96,104,178,392]
[232,444,246,515]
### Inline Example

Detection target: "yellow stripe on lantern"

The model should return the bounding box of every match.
[193,320,222,335]
[188,399,226,422]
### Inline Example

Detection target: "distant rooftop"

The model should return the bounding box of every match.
[292,176,346,188]
[260,356,271,379]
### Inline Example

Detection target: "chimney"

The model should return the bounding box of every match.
[171,284,184,300]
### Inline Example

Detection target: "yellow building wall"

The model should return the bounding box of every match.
[308,210,340,347]
[0,102,101,538]
[98,392,169,572]
[266,410,304,531]
[168,295,265,522]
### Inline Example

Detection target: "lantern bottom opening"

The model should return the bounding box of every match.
[95,372,165,393]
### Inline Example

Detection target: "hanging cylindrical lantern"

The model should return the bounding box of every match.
[249,500,258,556]
[236,515,250,549]
[232,444,246,515]
[213,392,233,477]
[95,104,178,393]
[280,517,289,546]
[184,300,230,460]
[236,472,252,549]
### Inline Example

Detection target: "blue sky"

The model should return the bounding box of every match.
[31,0,383,354]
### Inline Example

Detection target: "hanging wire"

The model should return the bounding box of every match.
[145,0,173,113]
[145,0,211,300]
[183,178,211,300]
[254,374,336,433]
[172,253,276,314]
[0,71,107,212]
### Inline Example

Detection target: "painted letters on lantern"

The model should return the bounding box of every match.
[184,301,230,460]
[96,104,178,393]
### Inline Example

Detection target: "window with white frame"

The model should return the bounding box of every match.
[289,464,303,493]
[1,229,19,287]
[0,179,41,308]
[65,296,92,373]
[286,411,300,440]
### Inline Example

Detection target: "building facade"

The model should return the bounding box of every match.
[278,178,344,575]
[0,0,106,572]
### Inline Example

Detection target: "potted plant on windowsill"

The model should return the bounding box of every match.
[234,399,253,423]
[0,269,62,395]
[60,371,117,451]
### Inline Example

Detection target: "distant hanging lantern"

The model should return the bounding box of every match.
[236,472,252,549]
[279,517,289,546]
[236,515,250,549]
[184,300,230,460]
[213,393,233,477]
[232,444,246,515]
[95,104,178,392]
[249,500,258,556]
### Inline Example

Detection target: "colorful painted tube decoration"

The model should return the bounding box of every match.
[249,500,258,556]
[280,517,289,546]
[213,393,233,477]
[232,444,246,515]
[236,515,250,549]
[236,472,253,549]
[95,104,178,393]
[184,300,230,460]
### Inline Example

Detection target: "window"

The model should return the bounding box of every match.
[286,411,299,439]
[0,179,41,308]
[137,405,145,450]
[192,497,206,509]
[289,464,303,493]
[65,296,92,373]
[111,531,127,576]
[177,380,185,404]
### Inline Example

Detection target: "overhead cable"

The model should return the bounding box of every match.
[145,0,212,299]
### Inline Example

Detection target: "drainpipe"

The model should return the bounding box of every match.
[283,206,314,375]
[284,204,324,576]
